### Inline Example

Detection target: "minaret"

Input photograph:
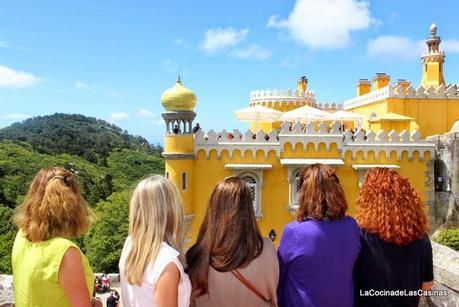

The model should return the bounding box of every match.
[421,23,446,88]
[160,76,196,240]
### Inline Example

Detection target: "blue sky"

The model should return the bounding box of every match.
[0,0,458,144]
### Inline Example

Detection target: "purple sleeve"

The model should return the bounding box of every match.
[277,225,297,305]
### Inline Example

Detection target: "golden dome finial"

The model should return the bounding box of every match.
[161,78,196,112]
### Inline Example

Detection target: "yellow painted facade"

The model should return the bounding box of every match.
[161,24,455,246]
[344,24,457,138]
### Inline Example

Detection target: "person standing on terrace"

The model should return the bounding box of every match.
[277,164,361,307]
[119,175,191,307]
[186,177,279,307]
[354,168,433,307]
[12,167,101,307]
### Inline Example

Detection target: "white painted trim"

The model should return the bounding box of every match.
[280,158,345,167]
[352,164,400,169]
[225,164,272,170]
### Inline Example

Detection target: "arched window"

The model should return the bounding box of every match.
[287,168,303,214]
[293,170,302,204]
[241,174,258,213]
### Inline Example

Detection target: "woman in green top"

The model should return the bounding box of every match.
[12,167,102,307]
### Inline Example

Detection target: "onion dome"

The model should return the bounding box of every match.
[160,76,197,111]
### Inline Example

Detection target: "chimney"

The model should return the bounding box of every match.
[395,79,411,89]
[356,79,371,96]
[297,76,308,93]
[372,73,390,90]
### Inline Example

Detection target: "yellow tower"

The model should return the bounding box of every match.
[297,76,308,93]
[161,76,197,242]
[421,23,446,88]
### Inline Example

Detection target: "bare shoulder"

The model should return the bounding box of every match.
[61,246,82,268]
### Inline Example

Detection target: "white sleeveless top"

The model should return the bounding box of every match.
[119,237,191,307]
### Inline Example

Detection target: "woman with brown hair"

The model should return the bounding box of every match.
[12,167,101,307]
[186,177,279,307]
[354,168,433,307]
[277,163,360,307]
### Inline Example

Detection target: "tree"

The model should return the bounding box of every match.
[84,191,130,273]
[0,206,16,274]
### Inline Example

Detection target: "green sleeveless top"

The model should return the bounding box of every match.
[12,230,94,307]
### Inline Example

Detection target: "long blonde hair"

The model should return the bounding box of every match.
[124,175,184,285]
[14,167,91,242]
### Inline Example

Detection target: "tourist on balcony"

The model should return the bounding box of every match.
[354,168,433,307]
[12,167,101,307]
[277,164,360,307]
[186,177,279,307]
[119,175,191,307]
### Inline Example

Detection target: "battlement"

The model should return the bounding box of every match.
[249,89,315,106]
[316,102,343,111]
[344,83,459,110]
[194,122,434,160]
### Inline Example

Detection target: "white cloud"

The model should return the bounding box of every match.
[267,0,374,49]
[443,39,459,53]
[137,108,156,118]
[1,113,31,120]
[367,36,424,60]
[200,27,248,54]
[231,44,271,60]
[75,81,91,90]
[0,41,9,48]
[367,36,459,60]
[0,65,40,88]
[109,112,130,121]
[163,60,180,73]
[174,38,185,45]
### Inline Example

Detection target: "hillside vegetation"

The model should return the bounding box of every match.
[0,114,164,273]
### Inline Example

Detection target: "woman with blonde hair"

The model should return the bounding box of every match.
[12,167,100,307]
[186,176,279,307]
[119,175,191,307]
[354,168,433,307]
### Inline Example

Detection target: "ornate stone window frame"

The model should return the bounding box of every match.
[281,158,345,215]
[352,164,400,187]
[225,164,272,220]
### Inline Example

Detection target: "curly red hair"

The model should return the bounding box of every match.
[356,168,428,245]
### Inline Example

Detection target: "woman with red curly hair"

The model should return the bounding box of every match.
[354,168,433,307]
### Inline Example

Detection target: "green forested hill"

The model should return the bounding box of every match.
[0,113,162,162]
[0,114,164,273]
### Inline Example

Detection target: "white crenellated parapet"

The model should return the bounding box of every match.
[316,102,343,110]
[195,122,435,161]
[343,83,459,110]
[250,89,315,100]
[249,88,316,108]
[343,128,433,160]
[195,128,281,159]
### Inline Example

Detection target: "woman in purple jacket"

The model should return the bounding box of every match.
[277,164,361,307]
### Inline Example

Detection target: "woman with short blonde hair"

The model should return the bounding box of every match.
[119,175,191,307]
[12,167,99,307]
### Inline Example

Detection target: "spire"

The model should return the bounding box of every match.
[425,23,441,54]
[177,74,182,84]
[421,23,445,88]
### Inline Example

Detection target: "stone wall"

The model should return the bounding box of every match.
[420,242,459,306]
[426,131,459,231]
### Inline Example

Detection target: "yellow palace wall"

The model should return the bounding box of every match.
[348,97,459,137]
[387,98,459,137]
[177,143,431,247]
